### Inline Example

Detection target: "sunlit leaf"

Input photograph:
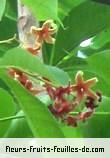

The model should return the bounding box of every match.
[22,0,58,21]
[0,48,69,86]
[0,88,16,137]
[0,0,6,21]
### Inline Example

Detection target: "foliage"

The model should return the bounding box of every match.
[0,0,110,138]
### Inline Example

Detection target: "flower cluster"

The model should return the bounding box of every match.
[9,20,57,94]
[8,19,102,127]
[24,20,57,55]
[45,71,102,127]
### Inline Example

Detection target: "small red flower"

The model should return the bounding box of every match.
[26,46,41,55]
[71,71,98,103]
[85,96,96,109]
[30,20,57,44]
[45,83,74,117]
[66,116,77,127]
[53,99,73,114]
[23,42,41,55]
[45,71,102,127]
[78,108,94,121]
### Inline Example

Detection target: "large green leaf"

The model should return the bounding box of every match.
[0,48,69,86]
[91,28,110,49]
[22,0,58,21]
[0,16,16,39]
[0,69,64,138]
[58,56,87,70]
[87,50,110,84]
[5,117,33,138]
[0,15,18,55]
[58,0,86,20]
[0,0,6,21]
[0,0,18,56]
[0,88,16,137]
[5,0,17,21]
[5,111,33,138]
[0,0,17,40]
[50,1,110,65]
[0,88,16,118]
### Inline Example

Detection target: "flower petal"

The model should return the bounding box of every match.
[45,35,55,44]
[49,28,57,35]
[30,26,42,34]
[85,77,98,88]
[86,89,98,100]
[75,71,84,84]
[42,20,53,29]
[75,91,84,103]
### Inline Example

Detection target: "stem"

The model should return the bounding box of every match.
[0,34,18,44]
[0,115,25,122]
[71,111,110,115]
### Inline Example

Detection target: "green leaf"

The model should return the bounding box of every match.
[0,48,69,86]
[58,0,86,20]
[58,56,87,70]
[5,111,33,138]
[5,0,17,21]
[0,0,17,40]
[0,88,16,137]
[0,88,16,118]
[5,117,33,138]
[87,50,110,85]
[21,0,58,21]
[81,114,110,137]
[96,96,110,112]
[0,69,65,138]
[0,15,17,40]
[0,0,18,56]
[91,28,110,49]
[46,65,70,86]
[61,125,83,138]
[0,0,6,21]
[50,1,110,65]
